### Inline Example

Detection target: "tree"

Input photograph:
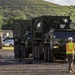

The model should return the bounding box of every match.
[0,15,4,29]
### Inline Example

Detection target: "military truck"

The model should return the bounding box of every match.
[13,15,75,62]
[52,29,75,60]
[13,20,32,60]
[32,15,73,62]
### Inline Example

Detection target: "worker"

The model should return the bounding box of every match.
[66,37,75,73]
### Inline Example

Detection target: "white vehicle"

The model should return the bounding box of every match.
[3,39,14,47]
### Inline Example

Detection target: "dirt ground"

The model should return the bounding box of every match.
[0,61,75,75]
[0,49,75,75]
[0,49,14,59]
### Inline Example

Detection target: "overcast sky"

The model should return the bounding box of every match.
[44,0,75,6]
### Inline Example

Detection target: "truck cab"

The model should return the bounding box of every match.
[52,29,75,60]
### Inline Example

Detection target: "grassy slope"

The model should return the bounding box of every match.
[0,0,75,22]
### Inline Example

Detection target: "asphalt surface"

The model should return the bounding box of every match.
[0,49,75,75]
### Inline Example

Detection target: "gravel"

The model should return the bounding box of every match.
[0,61,75,75]
[0,50,75,75]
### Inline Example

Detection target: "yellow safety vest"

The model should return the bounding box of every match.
[66,42,75,54]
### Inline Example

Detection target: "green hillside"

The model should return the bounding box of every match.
[0,0,75,29]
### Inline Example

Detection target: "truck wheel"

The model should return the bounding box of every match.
[9,44,13,47]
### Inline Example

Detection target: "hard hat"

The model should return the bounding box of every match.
[68,37,73,41]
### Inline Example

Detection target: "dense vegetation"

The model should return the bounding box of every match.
[0,0,75,29]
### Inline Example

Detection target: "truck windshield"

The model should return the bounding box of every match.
[54,31,75,39]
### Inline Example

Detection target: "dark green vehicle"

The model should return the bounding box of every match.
[13,20,32,59]
[32,15,73,62]
[13,15,75,62]
[52,29,75,60]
